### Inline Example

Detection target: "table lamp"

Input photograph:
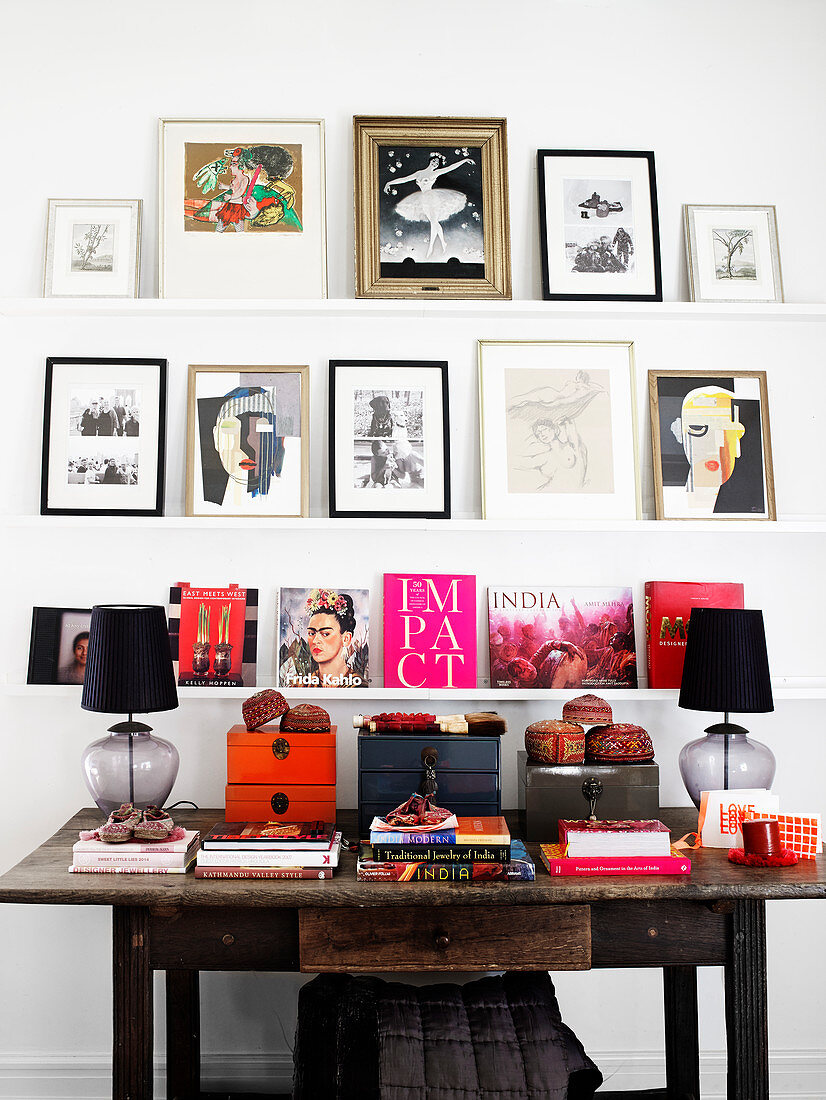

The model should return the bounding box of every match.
[80,605,179,814]
[678,607,775,808]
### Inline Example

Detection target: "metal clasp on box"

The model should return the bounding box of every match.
[271,738,290,760]
[271,792,289,814]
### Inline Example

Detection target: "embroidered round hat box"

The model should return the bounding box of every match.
[280,703,332,733]
[524,720,586,764]
[585,723,654,764]
[242,689,289,731]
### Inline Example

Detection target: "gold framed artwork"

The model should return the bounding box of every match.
[186,365,309,518]
[649,369,776,521]
[159,119,327,299]
[354,116,511,300]
[478,340,640,521]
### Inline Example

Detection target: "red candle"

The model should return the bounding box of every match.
[742,818,781,857]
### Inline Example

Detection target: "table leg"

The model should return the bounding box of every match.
[166,970,200,1099]
[112,906,153,1100]
[663,965,700,1099]
[724,899,769,1100]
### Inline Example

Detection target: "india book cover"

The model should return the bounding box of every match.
[383,573,476,689]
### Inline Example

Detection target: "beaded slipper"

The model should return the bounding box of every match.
[132,805,175,842]
[98,803,143,843]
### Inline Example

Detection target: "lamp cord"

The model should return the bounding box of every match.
[128,713,135,804]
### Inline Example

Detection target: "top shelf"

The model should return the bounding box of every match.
[3,298,826,322]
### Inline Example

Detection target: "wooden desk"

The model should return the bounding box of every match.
[1,808,824,1100]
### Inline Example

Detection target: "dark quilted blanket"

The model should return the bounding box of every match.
[294,971,602,1100]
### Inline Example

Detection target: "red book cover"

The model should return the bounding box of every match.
[540,844,690,877]
[384,573,476,689]
[559,819,671,857]
[168,582,258,687]
[644,581,744,688]
[202,821,334,848]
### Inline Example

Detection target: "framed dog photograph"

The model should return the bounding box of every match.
[538,149,662,301]
[649,369,776,520]
[354,116,511,299]
[328,360,450,519]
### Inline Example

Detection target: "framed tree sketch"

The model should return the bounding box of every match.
[649,370,776,520]
[159,119,327,298]
[478,341,640,521]
[538,150,662,301]
[40,357,166,516]
[186,365,309,518]
[328,360,450,519]
[684,205,783,303]
[354,116,511,299]
[44,199,141,298]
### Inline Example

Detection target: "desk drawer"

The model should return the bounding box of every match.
[299,904,591,972]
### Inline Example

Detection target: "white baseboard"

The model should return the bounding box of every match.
[0,1049,824,1098]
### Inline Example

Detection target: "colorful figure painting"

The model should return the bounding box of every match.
[184,143,303,233]
[187,366,308,518]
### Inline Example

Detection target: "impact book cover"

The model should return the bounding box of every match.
[384,573,476,689]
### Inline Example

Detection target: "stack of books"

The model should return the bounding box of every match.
[194,820,341,879]
[539,818,691,877]
[69,830,200,874]
[357,815,535,882]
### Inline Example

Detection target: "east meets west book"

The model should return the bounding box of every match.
[383,573,476,689]
[488,586,637,689]
[168,582,257,687]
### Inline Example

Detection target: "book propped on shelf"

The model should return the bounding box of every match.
[644,581,745,688]
[540,843,690,877]
[559,819,672,858]
[202,820,334,850]
[168,582,258,688]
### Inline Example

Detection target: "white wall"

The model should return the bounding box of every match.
[2,2,826,1096]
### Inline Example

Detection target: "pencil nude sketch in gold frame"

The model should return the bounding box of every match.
[186,365,309,518]
[649,369,776,521]
[354,116,511,299]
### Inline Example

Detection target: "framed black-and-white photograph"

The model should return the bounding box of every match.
[329,360,450,519]
[27,607,92,685]
[684,204,783,303]
[538,150,661,301]
[40,357,166,516]
[354,117,511,299]
[44,199,141,298]
[479,340,640,521]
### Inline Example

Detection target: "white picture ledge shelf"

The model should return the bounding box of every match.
[6,681,825,701]
[6,515,826,534]
[2,298,826,322]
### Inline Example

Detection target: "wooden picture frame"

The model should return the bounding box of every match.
[159,118,327,299]
[354,116,511,300]
[186,365,309,518]
[649,369,776,521]
[684,204,783,303]
[538,149,662,301]
[328,359,451,519]
[44,199,141,298]
[479,340,640,521]
[40,357,166,516]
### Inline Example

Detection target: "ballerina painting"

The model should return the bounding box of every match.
[378,146,485,278]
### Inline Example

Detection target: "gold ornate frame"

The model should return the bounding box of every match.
[354,116,511,300]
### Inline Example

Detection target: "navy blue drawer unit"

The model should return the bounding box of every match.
[357,733,501,837]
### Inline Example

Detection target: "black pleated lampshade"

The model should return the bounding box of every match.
[678,607,773,715]
[81,605,179,715]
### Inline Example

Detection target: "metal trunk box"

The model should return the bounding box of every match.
[517,751,660,842]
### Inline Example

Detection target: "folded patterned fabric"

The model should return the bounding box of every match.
[293,971,602,1100]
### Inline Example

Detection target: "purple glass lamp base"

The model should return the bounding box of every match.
[81,722,179,814]
[678,722,776,809]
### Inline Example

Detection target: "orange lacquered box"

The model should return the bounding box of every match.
[225,724,336,823]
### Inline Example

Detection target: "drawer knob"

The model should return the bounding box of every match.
[222,934,235,946]
[271,792,290,814]
[434,932,450,950]
[272,737,291,760]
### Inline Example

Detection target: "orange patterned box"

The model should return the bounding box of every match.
[225,724,336,822]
